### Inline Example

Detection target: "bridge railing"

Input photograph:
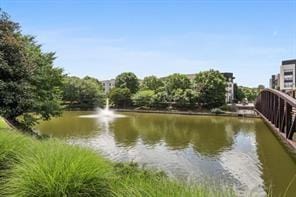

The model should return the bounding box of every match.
[255,88,295,140]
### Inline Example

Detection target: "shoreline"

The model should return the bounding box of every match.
[115,108,260,118]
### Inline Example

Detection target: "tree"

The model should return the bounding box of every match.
[62,76,105,107]
[109,88,131,108]
[234,86,259,102]
[62,76,81,104]
[234,83,244,102]
[78,79,105,107]
[141,76,163,92]
[164,74,191,96]
[83,76,103,89]
[115,72,139,94]
[150,91,170,108]
[238,86,258,102]
[172,89,198,108]
[0,10,64,128]
[194,70,226,109]
[132,90,155,107]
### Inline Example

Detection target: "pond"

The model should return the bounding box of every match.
[36,111,296,196]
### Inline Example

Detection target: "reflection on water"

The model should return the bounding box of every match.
[37,111,296,196]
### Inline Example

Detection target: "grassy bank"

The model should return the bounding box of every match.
[0,120,233,197]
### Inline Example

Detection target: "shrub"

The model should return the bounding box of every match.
[1,140,112,197]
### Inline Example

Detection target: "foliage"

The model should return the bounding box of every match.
[164,73,191,95]
[141,75,164,92]
[172,89,198,108]
[132,90,155,107]
[83,75,103,88]
[62,76,105,107]
[0,129,234,197]
[109,87,131,108]
[194,70,226,109]
[150,91,170,108]
[235,86,258,102]
[0,10,64,128]
[115,72,139,94]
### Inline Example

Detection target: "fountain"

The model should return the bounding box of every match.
[79,98,125,119]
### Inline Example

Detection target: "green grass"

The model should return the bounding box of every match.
[0,130,36,173]
[0,128,234,197]
[0,118,10,129]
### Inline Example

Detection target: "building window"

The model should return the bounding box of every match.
[284,71,293,75]
[284,82,293,88]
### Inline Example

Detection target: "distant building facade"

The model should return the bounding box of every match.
[101,79,115,93]
[269,74,280,90]
[280,59,296,96]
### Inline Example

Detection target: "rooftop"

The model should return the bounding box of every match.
[282,59,296,65]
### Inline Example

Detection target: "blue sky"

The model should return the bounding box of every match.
[1,0,296,87]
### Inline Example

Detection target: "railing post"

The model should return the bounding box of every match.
[286,103,292,137]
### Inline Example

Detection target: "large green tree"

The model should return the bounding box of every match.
[109,87,131,108]
[172,88,198,108]
[194,70,226,109]
[0,11,64,128]
[132,90,155,107]
[141,76,163,92]
[115,72,139,94]
[164,73,191,97]
[235,86,258,102]
[150,91,170,108]
[62,76,105,107]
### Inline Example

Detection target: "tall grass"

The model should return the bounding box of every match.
[1,140,113,197]
[110,163,234,197]
[0,129,234,197]
[0,130,35,172]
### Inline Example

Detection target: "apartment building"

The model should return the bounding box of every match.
[269,74,280,90]
[280,59,296,96]
[101,79,115,94]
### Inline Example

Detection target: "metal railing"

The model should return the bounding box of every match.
[255,88,296,140]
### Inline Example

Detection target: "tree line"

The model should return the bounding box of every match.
[108,71,227,110]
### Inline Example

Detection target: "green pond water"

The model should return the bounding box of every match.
[36,111,296,196]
